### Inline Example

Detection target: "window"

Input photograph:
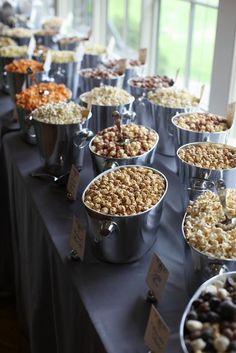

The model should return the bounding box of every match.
[156,0,219,108]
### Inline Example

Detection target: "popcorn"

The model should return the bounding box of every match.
[84,166,166,216]
[81,85,133,106]
[84,44,107,55]
[148,87,199,108]
[91,124,157,158]
[5,59,44,73]
[0,36,16,47]
[48,50,77,63]
[80,68,120,79]
[184,189,236,259]
[5,27,33,38]
[129,75,174,90]
[31,102,89,124]
[178,143,236,170]
[0,45,27,57]
[174,112,229,132]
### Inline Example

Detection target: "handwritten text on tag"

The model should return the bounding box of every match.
[146,253,169,302]
[67,164,80,201]
[144,305,170,353]
[70,217,86,261]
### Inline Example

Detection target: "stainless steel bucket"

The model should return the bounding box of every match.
[123,65,146,91]
[6,70,45,102]
[49,62,79,100]
[171,112,231,154]
[79,92,135,133]
[16,106,37,144]
[149,102,196,156]
[81,53,106,69]
[32,112,93,177]
[180,272,236,353]
[177,142,236,207]
[78,69,124,94]
[0,56,25,93]
[89,126,159,175]
[10,36,32,46]
[82,165,168,263]
[34,34,57,48]
[182,212,236,282]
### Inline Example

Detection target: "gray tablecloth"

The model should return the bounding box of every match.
[2,131,234,353]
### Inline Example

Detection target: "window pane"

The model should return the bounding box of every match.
[107,0,125,50]
[127,0,141,50]
[189,4,218,106]
[157,0,190,82]
[192,0,219,7]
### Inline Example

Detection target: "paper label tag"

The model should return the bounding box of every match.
[43,50,52,72]
[138,48,147,64]
[76,42,85,62]
[27,36,36,59]
[116,58,127,73]
[107,36,115,55]
[199,84,205,102]
[146,253,169,302]
[87,29,92,40]
[69,217,86,261]
[144,305,170,353]
[227,101,236,126]
[174,68,180,83]
[67,164,80,201]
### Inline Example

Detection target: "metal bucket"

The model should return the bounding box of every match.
[79,92,135,133]
[49,62,79,100]
[82,165,168,263]
[10,36,32,46]
[16,106,36,144]
[0,56,25,93]
[123,65,146,91]
[89,126,159,175]
[32,112,93,177]
[81,53,106,69]
[149,102,196,156]
[58,38,88,51]
[182,211,236,282]
[180,271,236,353]
[6,70,45,102]
[177,142,236,207]
[78,69,124,94]
[34,34,57,49]
[172,112,231,154]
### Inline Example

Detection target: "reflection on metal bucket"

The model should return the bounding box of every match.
[82,165,168,263]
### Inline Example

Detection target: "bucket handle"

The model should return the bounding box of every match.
[73,128,94,149]
[100,220,119,237]
[120,108,136,124]
[103,160,119,172]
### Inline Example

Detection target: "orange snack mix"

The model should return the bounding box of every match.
[5,59,44,74]
[16,82,71,111]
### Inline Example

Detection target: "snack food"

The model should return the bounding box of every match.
[183,274,236,352]
[35,29,58,36]
[0,45,27,57]
[5,27,33,38]
[81,85,132,106]
[31,101,89,124]
[5,59,44,73]
[84,43,107,55]
[129,75,174,90]
[184,190,236,259]
[148,88,199,108]
[84,166,166,216]
[0,36,16,47]
[91,124,157,158]
[80,68,120,79]
[105,58,144,68]
[16,82,71,111]
[58,36,88,44]
[178,143,236,170]
[174,112,229,132]
[48,50,77,63]
[42,16,63,31]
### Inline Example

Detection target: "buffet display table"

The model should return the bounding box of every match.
[2,129,232,353]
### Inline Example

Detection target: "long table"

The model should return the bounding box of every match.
[3,128,233,353]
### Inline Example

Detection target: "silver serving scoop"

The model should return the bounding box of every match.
[112,111,131,146]
[215,179,236,230]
